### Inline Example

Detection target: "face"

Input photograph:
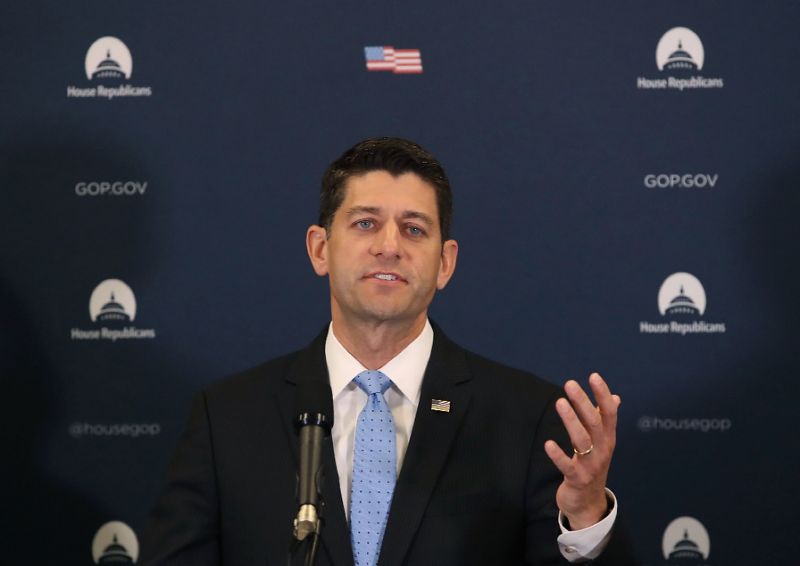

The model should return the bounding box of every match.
[307,170,458,327]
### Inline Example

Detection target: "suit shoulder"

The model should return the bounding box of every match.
[202,351,298,406]
[462,349,561,400]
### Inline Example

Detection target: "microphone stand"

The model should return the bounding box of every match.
[288,501,323,566]
[288,411,330,566]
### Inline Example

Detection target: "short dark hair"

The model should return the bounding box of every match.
[319,137,453,242]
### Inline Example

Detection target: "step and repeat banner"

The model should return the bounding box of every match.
[2,2,798,564]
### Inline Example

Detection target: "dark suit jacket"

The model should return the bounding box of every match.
[141,325,636,565]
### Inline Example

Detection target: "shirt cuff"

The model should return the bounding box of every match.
[557,488,617,563]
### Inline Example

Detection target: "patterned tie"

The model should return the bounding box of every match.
[350,370,397,566]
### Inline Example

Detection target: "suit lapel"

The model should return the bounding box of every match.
[378,325,472,566]
[276,329,354,566]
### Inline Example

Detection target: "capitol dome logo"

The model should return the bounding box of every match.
[90,279,137,322]
[636,26,723,91]
[657,272,706,316]
[639,272,726,335]
[85,37,133,80]
[656,27,704,71]
[92,521,139,564]
[67,36,152,99]
[71,279,156,341]
[662,516,710,564]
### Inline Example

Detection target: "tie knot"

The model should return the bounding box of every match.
[354,370,391,395]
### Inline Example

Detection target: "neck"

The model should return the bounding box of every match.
[331,313,427,370]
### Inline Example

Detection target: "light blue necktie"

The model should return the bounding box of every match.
[350,370,396,566]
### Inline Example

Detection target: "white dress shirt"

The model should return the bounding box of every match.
[325,320,616,562]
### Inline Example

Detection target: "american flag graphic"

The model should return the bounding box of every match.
[364,46,423,74]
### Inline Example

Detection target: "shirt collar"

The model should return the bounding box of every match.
[325,319,434,408]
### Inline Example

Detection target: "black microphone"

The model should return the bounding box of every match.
[293,383,333,543]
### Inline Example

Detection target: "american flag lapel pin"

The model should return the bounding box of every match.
[430,399,451,413]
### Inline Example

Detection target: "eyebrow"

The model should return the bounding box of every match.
[346,206,381,216]
[345,206,434,227]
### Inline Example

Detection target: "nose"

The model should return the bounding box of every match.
[370,223,401,259]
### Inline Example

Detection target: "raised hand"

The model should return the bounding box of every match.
[544,373,621,530]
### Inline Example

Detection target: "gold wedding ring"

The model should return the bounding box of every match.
[573,444,594,456]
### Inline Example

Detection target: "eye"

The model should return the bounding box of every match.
[406,225,426,237]
[355,219,374,230]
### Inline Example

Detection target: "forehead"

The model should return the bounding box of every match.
[340,170,438,213]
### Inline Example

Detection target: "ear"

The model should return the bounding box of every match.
[306,225,329,276]
[436,239,459,290]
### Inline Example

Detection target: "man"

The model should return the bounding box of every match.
[141,138,636,565]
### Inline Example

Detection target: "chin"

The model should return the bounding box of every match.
[359,304,416,323]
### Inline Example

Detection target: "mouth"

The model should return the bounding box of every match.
[364,271,406,283]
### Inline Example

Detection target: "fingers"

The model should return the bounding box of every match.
[565,379,602,436]
[588,373,621,437]
[544,439,575,478]
[559,373,621,452]
[555,396,593,455]
[588,373,618,415]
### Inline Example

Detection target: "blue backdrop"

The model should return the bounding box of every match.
[2,1,799,564]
